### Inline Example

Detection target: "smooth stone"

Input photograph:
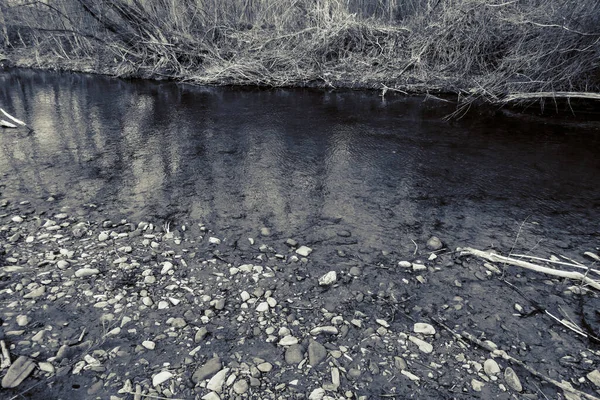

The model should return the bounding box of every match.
[23,286,45,299]
[310,326,338,336]
[484,359,501,376]
[16,315,30,327]
[471,379,485,392]
[308,388,325,400]
[12,216,23,223]
[257,362,273,373]
[398,261,412,268]
[57,260,69,270]
[413,322,436,335]
[279,335,299,346]
[170,318,187,328]
[260,227,271,236]
[153,371,173,386]
[349,266,361,276]
[504,367,523,392]
[206,368,229,393]
[587,369,600,387]
[38,362,55,373]
[408,336,433,354]
[98,232,109,241]
[427,236,443,250]
[192,357,222,384]
[295,246,313,257]
[195,327,209,343]
[318,271,337,286]
[75,268,100,278]
[285,344,304,365]
[233,379,249,394]
[201,393,220,400]
[376,319,390,328]
[142,341,156,350]
[256,302,269,312]
[208,237,221,245]
[1,356,36,388]
[308,340,327,366]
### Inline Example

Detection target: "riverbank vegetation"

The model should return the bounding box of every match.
[0,0,599,104]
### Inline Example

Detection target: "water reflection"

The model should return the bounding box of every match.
[1,69,599,253]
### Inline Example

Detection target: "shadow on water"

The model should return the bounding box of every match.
[1,69,600,254]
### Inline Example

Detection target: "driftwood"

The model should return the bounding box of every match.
[0,108,32,131]
[0,119,17,128]
[503,91,600,103]
[432,317,600,400]
[459,247,600,290]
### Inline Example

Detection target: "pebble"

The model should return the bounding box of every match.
[257,362,273,372]
[201,393,220,400]
[279,335,299,346]
[504,367,523,392]
[75,268,100,278]
[484,359,501,376]
[296,246,313,257]
[152,371,173,386]
[142,340,156,350]
[398,260,412,268]
[413,322,435,335]
[98,232,109,241]
[310,326,338,336]
[195,327,209,343]
[12,216,23,223]
[169,318,187,328]
[471,378,485,392]
[318,271,337,286]
[376,319,390,328]
[426,236,443,250]
[309,388,326,400]
[208,237,221,245]
[23,286,45,299]
[260,227,271,236]
[233,379,249,394]
[401,370,420,381]
[16,315,30,326]
[256,302,269,312]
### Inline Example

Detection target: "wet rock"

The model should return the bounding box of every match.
[285,344,304,365]
[308,339,327,366]
[142,340,156,350]
[426,236,443,250]
[296,246,313,257]
[318,271,337,286]
[504,367,522,392]
[192,357,222,384]
[1,356,36,388]
[257,362,273,372]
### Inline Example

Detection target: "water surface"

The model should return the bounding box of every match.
[1,70,599,255]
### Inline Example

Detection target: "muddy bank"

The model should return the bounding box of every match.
[2,191,600,399]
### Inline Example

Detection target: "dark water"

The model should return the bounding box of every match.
[1,69,599,254]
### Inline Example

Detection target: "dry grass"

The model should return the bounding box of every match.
[1,0,599,103]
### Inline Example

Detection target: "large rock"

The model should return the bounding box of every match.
[285,344,304,365]
[192,357,222,384]
[426,236,443,251]
[1,356,36,388]
[308,339,327,366]
[504,367,522,392]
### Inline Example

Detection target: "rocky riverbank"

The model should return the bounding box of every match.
[2,193,600,400]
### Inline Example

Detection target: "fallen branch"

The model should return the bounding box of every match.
[432,317,600,400]
[0,109,33,132]
[459,247,600,290]
[511,253,600,276]
[0,120,17,128]
[503,92,600,102]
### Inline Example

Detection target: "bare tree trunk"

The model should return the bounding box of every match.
[0,0,10,48]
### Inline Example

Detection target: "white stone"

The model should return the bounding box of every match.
[398,261,412,268]
[401,370,420,381]
[318,271,337,286]
[266,297,277,307]
[142,340,156,350]
[484,359,501,376]
[12,216,23,223]
[413,322,436,335]
[16,315,30,326]
[209,237,221,245]
[587,369,600,387]
[409,336,433,354]
[38,362,55,373]
[309,388,326,400]
[161,262,173,274]
[279,336,299,346]
[202,393,220,400]
[158,301,169,310]
[168,297,181,306]
[240,291,251,302]
[310,326,339,336]
[153,371,173,386]
[206,368,229,393]
[295,246,313,257]
[256,302,269,312]
[98,232,109,241]
[376,319,390,328]
[75,268,100,278]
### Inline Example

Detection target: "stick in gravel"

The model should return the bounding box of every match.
[0,340,11,368]
[431,317,600,400]
[459,247,600,290]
